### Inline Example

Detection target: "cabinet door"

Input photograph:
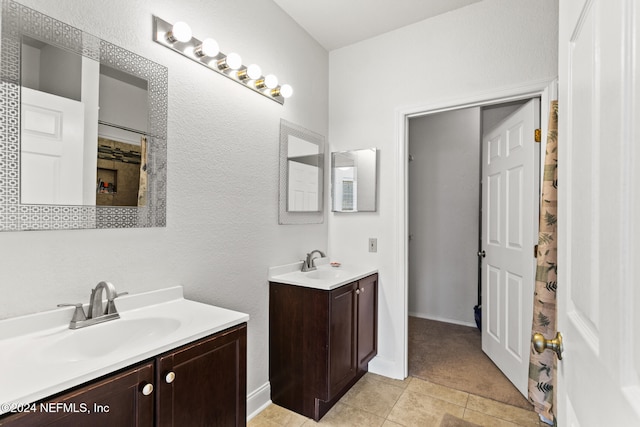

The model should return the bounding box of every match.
[156,323,247,427]
[0,362,154,427]
[328,283,357,398]
[357,274,378,370]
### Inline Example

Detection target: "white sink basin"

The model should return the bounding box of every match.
[269,263,378,290]
[36,317,182,362]
[305,269,347,281]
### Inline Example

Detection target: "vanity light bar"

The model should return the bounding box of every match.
[152,17,293,105]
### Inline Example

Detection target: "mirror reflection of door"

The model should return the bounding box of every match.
[287,135,321,212]
[20,36,149,207]
[20,88,86,205]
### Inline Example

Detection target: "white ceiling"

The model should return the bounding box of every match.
[272,0,483,51]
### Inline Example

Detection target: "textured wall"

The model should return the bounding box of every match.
[0,0,328,411]
[328,0,558,378]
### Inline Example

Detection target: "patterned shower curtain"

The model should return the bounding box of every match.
[138,136,148,207]
[528,101,558,424]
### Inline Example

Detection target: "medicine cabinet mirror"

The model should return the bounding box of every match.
[0,0,168,231]
[278,119,325,224]
[331,148,378,212]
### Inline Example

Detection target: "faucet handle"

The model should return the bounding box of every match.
[105,291,128,315]
[57,303,88,322]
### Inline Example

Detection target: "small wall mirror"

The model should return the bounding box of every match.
[278,120,324,224]
[331,148,378,212]
[1,0,168,231]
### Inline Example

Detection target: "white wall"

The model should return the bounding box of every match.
[482,100,528,135]
[0,0,328,415]
[408,108,480,326]
[328,0,558,378]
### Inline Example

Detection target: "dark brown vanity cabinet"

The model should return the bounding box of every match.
[0,323,247,427]
[0,362,155,427]
[156,323,247,427]
[269,273,378,421]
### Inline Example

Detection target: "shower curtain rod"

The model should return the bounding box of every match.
[98,120,147,136]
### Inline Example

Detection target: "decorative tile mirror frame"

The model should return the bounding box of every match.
[0,0,168,231]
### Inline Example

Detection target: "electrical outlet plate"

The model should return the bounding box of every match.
[369,238,377,253]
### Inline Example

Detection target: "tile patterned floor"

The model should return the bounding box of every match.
[248,373,543,427]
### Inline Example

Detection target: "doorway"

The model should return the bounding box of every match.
[406,98,539,403]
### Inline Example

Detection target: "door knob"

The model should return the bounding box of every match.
[532,332,563,360]
[477,250,486,258]
[165,371,176,384]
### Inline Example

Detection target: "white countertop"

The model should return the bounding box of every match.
[0,286,249,415]
[268,260,378,290]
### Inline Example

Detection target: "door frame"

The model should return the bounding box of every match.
[395,78,557,379]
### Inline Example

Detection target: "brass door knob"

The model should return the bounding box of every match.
[532,332,563,360]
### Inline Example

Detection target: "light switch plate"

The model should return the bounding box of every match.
[369,238,377,253]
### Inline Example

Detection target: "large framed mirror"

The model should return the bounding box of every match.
[0,0,168,231]
[331,148,378,212]
[278,119,324,224]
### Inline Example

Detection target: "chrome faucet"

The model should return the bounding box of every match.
[89,281,120,318]
[302,249,326,272]
[58,281,127,329]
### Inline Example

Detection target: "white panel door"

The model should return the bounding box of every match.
[21,88,85,205]
[557,0,640,424]
[481,98,539,396]
[288,160,319,211]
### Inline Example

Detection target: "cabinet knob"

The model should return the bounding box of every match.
[165,371,176,384]
[141,383,154,396]
[355,289,361,295]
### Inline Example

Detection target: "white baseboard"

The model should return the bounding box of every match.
[408,311,477,328]
[368,356,405,380]
[246,382,271,421]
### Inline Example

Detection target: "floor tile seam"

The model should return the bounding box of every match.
[339,379,408,421]
[390,389,469,424]
[365,374,412,391]
[401,386,468,412]
[336,399,391,423]
[382,383,411,418]
[352,375,411,418]
[408,374,475,407]
[464,405,534,427]
[467,392,535,413]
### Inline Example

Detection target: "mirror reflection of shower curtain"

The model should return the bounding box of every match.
[138,136,148,206]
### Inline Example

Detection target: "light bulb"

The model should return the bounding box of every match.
[279,84,293,98]
[225,53,242,70]
[195,38,219,57]
[218,52,242,70]
[246,64,262,80]
[264,74,278,89]
[238,64,262,81]
[167,21,192,43]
